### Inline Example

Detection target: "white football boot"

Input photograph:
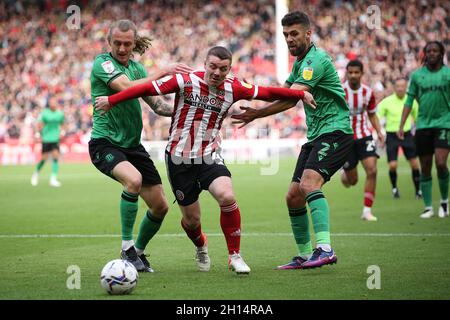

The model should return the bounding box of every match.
[438,200,448,218]
[228,252,251,275]
[31,172,39,186]
[420,207,434,218]
[195,245,211,272]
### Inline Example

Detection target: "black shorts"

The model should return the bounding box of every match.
[292,131,353,183]
[343,135,379,171]
[415,128,450,156]
[42,142,59,153]
[386,131,417,162]
[88,138,162,186]
[165,152,232,206]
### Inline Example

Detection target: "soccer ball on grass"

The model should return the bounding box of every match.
[100,259,138,295]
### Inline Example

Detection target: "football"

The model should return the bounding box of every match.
[100,259,138,295]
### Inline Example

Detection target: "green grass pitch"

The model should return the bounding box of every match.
[0,158,449,300]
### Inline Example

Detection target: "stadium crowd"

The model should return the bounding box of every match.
[0,0,448,146]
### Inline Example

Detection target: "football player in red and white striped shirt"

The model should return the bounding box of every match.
[95,46,316,274]
[340,60,384,222]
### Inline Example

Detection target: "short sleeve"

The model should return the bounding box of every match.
[291,58,325,89]
[92,55,124,88]
[405,73,417,108]
[367,91,377,113]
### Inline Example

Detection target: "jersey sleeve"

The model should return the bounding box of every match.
[92,55,124,88]
[108,74,181,106]
[367,91,377,113]
[405,73,417,108]
[232,79,258,101]
[290,58,325,89]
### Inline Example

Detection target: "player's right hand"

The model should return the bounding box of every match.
[164,63,193,75]
[302,91,317,109]
[231,106,260,128]
[94,96,112,115]
[396,128,404,140]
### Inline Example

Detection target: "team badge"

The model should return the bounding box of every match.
[105,153,114,162]
[101,60,115,74]
[302,67,314,80]
[175,190,185,201]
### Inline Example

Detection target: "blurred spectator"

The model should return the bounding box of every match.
[0,0,448,143]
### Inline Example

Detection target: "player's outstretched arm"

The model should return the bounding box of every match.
[142,96,173,117]
[231,83,315,128]
[95,80,177,114]
[110,63,192,92]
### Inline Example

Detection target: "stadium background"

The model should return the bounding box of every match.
[1,0,449,164]
[0,0,449,301]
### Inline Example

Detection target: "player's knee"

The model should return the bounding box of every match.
[299,180,321,195]
[125,175,142,194]
[366,167,377,180]
[436,163,449,177]
[217,192,236,207]
[153,201,169,218]
[285,188,303,207]
[182,215,201,229]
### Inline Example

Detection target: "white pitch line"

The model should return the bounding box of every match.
[0,232,449,238]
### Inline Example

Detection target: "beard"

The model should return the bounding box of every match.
[289,42,308,57]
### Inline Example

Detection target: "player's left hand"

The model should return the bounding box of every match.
[95,96,112,115]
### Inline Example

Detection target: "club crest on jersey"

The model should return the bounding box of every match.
[101,60,115,74]
[302,67,313,80]
[240,81,253,89]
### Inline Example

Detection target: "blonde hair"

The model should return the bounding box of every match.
[107,20,152,55]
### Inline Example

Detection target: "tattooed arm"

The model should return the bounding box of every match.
[142,96,173,117]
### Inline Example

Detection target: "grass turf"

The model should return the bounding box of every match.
[0,158,449,300]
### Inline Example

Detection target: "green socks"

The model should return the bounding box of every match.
[420,176,433,207]
[438,170,449,202]
[135,210,163,251]
[51,159,59,176]
[288,207,312,258]
[306,190,330,246]
[120,190,139,241]
[36,160,45,172]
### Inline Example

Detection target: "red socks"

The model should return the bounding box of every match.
[364,191,375,207]
[220,202,241,254]
[181,220,206,247]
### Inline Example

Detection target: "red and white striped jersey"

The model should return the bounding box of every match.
[343,81,377,140]
[152,71,260,158]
